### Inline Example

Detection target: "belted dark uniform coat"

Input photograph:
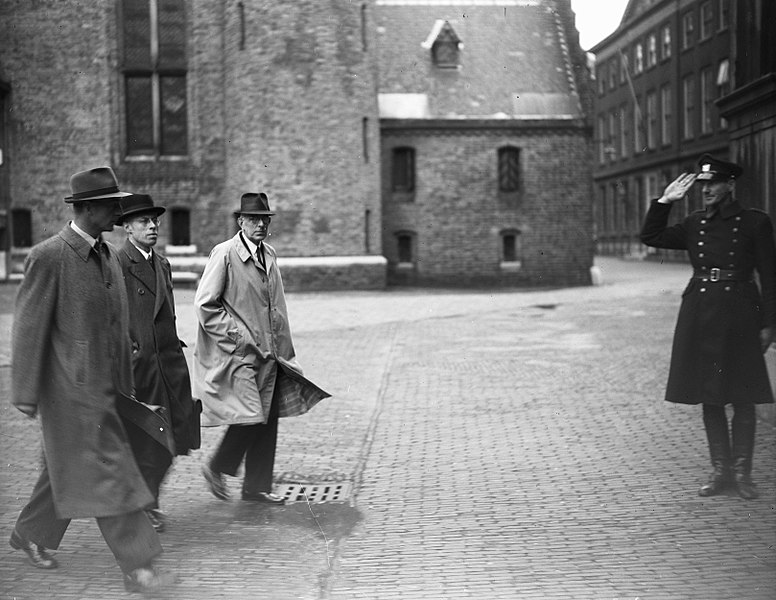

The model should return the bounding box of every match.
[11,225,154,518]
[640,199,776,406]
[118,240,200,455]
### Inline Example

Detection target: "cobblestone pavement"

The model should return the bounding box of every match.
[1,258,774,600]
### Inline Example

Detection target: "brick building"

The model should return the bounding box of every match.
[376,0,594,286]
[0,0,593,288]
[589,0,734,260]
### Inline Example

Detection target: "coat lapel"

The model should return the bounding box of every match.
[151,252,167,318]
[122,240,157,298]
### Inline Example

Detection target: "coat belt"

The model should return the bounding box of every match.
[692,268,752,282]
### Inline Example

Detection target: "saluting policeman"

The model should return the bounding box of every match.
[640,154,775,500]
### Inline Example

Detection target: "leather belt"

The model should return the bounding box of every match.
[692,268,752,282]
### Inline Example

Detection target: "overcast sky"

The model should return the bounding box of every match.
[571,0,629,51]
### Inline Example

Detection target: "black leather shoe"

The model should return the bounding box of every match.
[202,465,229,500]
[242,491,286,505]
[698,470,729,497]
[733,473,759,500]
[9,530,58,569]
[123,566,176,593]
[146,509,166,533]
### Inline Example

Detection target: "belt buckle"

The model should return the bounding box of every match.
[709,268,721,282]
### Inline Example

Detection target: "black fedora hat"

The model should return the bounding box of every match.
[696,153,743,181]
[117,194,166,225]
[64,166,132,203]
[234,192,275,217]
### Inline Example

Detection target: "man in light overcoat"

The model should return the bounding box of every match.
[194,192,329,504]
[116,194,201,532]
[8,167,175,593]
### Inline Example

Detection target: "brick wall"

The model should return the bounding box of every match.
[381,123,594,287]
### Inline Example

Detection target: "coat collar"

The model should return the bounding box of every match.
[59,223,94,262]
[719,199,743,219]
[122,239,158,298]
[232,233,274,274]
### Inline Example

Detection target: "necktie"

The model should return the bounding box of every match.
[256,246,266,271]
[148,254,155,271]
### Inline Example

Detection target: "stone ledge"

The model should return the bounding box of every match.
[168,255,388,291]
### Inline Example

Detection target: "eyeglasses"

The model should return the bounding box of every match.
[241,215,272,225]
[132,217,161,227]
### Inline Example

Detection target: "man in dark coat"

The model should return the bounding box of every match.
[9,167,175,592]
[116,194,201,532]
[640,154,775,500]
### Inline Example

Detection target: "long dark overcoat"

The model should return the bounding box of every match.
[640,199,776,406]
[118,240,199,455]
[11,225,154,518]
[193,234,330,426]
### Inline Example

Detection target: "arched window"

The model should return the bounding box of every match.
[392,147,415,194]
[498,146,521,192]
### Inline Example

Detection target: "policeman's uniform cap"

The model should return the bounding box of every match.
[696,154,743,181]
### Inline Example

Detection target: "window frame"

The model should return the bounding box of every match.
[121,0,189,159]
[699,1,713,41]
[682,75,695,140]
[391,146,416,194]
[682,10,695,50]
[660,84,672,147]
[498,146,521,193]
[700,66,715,135]
[660,24,672,61]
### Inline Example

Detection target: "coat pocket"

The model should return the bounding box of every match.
[74,340,89,386]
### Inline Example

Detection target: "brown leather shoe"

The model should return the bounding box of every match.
[146,509,166,533]
[202,464,229,500]
[241,491,286,505]
[9,530,58,569]
[123,566,176,593]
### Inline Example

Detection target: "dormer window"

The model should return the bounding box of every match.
[422,20,462,69]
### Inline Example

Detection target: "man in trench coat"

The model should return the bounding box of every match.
[116,194,201,532]
[640,154,775,500]
[193,192,329,504]
[8,167,175,592]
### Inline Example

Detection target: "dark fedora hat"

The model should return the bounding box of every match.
[696,153,743,181]
[117,194,166,225]
[234,192,275,216]
[64,166,132,203]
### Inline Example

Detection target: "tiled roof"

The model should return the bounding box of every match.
[375,0,581,119]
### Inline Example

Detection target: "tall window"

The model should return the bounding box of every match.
[634,43,644,74]
[170,207,190,246]
[396,232,415,264]
[608,58,617,90]
[660,85,672,146]
[682,11,695,49]
[619,104,629,158]
[700,67,715,134]
[597,115,607,164]
[661,24,672,60]
[501,230,521,264]
[392,147,415,193]
[608,112,617,160]
[633,98,643,153]
[682,75,695,140]
[646,34,657,68]
[718,0,729,30]
[619,52,628,84]
[700,2,713,40]
[597,66,606,95]
[498,147,521,192]
[646,91,657,149]
[121,0,188,157]
[717,58,730,129]
[11,208,32,247]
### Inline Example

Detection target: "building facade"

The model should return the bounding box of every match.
[590,0,733,260]
[0,0,593,288]
[376,0,594,286]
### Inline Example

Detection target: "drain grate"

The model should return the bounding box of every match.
[275,482,352,503]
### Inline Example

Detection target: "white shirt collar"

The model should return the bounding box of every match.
[129,239,153,260]
[70,221,100,248]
